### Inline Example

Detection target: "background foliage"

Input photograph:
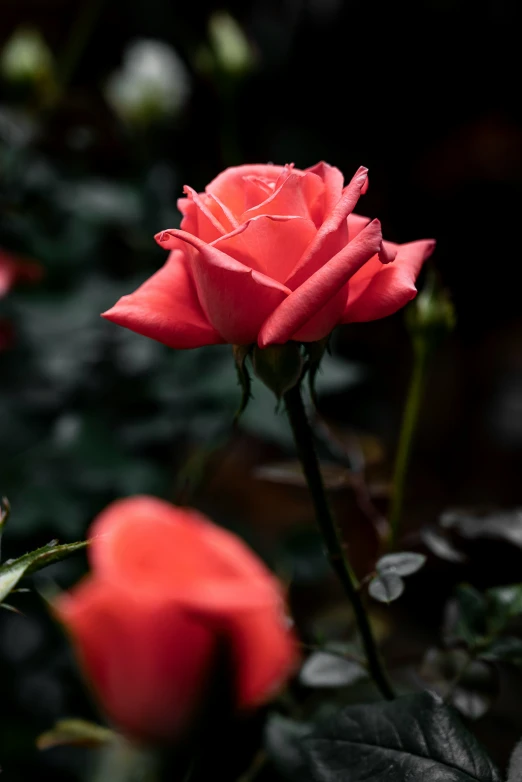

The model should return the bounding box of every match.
[1,1,522,780]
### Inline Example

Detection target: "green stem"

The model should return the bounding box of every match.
[389,343,430,547]
[283,384,395,701]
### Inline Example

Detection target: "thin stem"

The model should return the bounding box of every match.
[283,384,395,700]
[389,343,430,547]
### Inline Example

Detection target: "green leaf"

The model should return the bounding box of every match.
[376,552,426,577]
[486,584,522,635]
[454,584,488,646]
[0,539,87,602]
[299,651,367,688]
[37,718,116,750]
[481,636,522,666]
[368,572,404,603]
[302,692,501,782]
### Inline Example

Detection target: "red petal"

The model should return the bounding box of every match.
[213,214,316,283]
[156,229,290,344]
[89,496,284,611]
[206,164,287,219]
[343,239,436,322]
[258,219,382,346]
[242,170,325,225]
[102,249,223,349]
[56,578,215,743]
[285,166,369,290]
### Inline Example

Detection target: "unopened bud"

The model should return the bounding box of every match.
[208,12,256,77]
[252,343,304,399]
[406,271,455,354]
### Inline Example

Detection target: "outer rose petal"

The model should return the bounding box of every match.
[102,249,223,349]
[156,229,290,344]
[242,171,325,225]
[90,496,284,611]
[226,604,298,708]
[258,219,383,346]
[213,214,317,283]
[206,164,287,219]
[55,578,216,743]
[342,239,436,322]
[285,166,369,290]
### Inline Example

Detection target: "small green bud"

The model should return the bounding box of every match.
[0,27,55,98]
[406,270,455,354]
[208,12,256,77]
[252,343,304,399]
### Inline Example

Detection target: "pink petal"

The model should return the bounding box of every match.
[89,496,281,611]
[156,229,290,345]
[102,249,223,349]
[56,578,216,743]
[305,161,344,216]
[342,239,436,322]
[226,603,298,708]
[206,164,287,220]
[177,187,228,243]
[285,166,369,290]
[212,214,316,283]
[242,171,325,225]
[258,219,383,346]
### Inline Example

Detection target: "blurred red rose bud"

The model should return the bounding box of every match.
[55,496,298,745]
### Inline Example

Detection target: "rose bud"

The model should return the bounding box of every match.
[102,162,435,349]
[55,497,297,745]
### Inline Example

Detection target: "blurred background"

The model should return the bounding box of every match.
[1,0,522,780]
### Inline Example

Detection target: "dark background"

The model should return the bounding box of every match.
[1,1,522,780]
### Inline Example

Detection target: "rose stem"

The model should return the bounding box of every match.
[388,341,429,547]
[283,383,395,701]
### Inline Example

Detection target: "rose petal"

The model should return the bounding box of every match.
[306,161,344,216]
[242,171,325,225]
[227,604,298,708]
[177,187,228,243]
[102,249,223,349]
[342,239,436,322]
[56,578,215,742]
[156,229,290,344]
[206,164,287,220]
[258,219,383,346]
[285,166,369,290]
[90,496,285,611]
[212,214,317,283]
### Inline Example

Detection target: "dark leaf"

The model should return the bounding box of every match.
[507,738,522,782]
[264,714,313,781]
[420,648,498,720]
[486,584,522,635]
[376,551,426,577]
[254,461,351,490]
[368,572,404,603]
[420,526,466,563]
[299,651,367,688]
[440,508,522,549]
[302,692,501,782]
[454,584,488,646]
[481,636,522,666]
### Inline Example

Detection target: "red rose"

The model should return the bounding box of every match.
[1,248,43,351]
[103,162,435,348]
[0,248,42,298]
[55,497,297,744]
